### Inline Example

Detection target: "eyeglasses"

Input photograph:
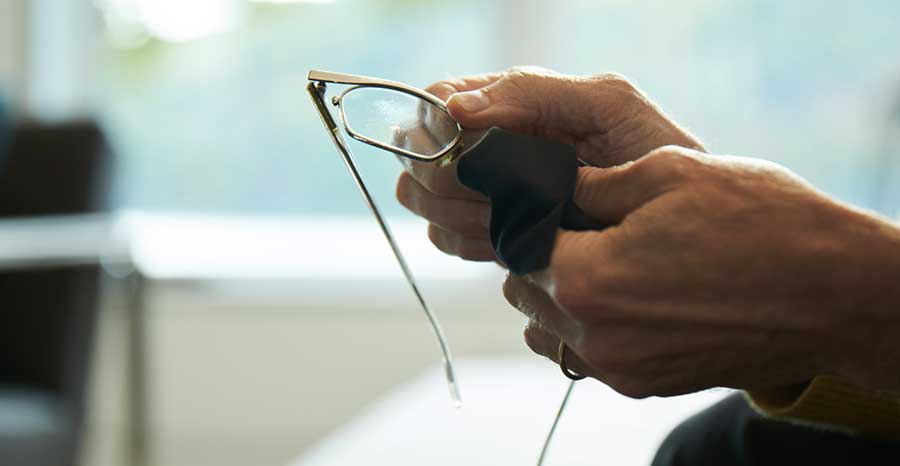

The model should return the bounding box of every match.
[307,70,575,466]
[308,70,467,163]
[306,70,462,406]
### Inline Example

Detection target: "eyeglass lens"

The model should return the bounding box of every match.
[341,87,459,157]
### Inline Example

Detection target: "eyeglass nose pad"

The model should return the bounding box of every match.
[331,95,341,106]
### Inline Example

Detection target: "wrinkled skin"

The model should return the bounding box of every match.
[395,67,704,262]
[396,68,900,397]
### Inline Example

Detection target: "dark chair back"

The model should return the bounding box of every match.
[0,123,109,216]
[0,121,111,466]
[0,97,8,167]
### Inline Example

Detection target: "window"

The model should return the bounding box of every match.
[96,0,505,215]
[69,1,900,215]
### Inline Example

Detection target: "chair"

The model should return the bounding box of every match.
[0,96,8,164]
[0,121,111,466]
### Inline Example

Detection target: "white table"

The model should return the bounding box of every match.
[292,355,730,466]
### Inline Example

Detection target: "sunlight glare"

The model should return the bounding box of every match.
[134,0,242,43]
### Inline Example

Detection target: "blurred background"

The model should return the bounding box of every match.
[1,1,899,466]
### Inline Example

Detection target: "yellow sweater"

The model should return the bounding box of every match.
[747,375,900,441]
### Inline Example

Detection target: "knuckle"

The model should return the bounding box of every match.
[572,168,591,198]
[573,167,608,208]
[498,67,557,98]
[522,324,546,355]
[501,275,518,305]
[644,144,687,162]
[495,70,533,98]
[592,72,637,93]
[634,145,699,180]
[495,67,565,127]
[424,81,459,101]
[644,145,697,165]
[503,66,555,81]
[587,72,650,125]
[427,224,450,252]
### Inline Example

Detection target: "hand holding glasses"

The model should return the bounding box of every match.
[307,70,588,465]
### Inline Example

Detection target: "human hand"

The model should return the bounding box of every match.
[504,145,900,396]
[395,67,705,261]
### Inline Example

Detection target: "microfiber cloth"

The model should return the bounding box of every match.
[457,127,607,275]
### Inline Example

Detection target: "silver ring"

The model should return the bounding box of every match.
[558,340,586,381]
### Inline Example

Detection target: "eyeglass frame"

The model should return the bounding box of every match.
[307,70,463,163]
[305,70,462,405]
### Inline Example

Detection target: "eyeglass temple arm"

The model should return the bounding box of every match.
[308,70,395,86]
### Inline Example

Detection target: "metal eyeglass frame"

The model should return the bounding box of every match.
[306,70,461,406]
[308,70,463,163]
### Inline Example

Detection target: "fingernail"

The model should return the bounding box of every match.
[450,90,490,113]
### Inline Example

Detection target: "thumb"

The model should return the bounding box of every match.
[446,68,643,138]
[573,146,692,223]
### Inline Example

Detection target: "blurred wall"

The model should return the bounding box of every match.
[27,0,98,121]
[0,0,28,110]
[0,0,97,120]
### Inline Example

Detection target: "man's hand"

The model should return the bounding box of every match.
[504,145,900,397]
[395,68,705,261]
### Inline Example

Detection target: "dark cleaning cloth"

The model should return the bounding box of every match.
[457,127,607,275]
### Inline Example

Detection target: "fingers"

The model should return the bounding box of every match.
[424,73,505,101]
[413,99,458,150]
[427,224,495,261]
[503,273,578,340]
[398,122,442,156]
[446,68,648,139]
[422,103,457,148]
[572,164,660,225]
[504,273,596,376]
[395,158,493,263]
[396,171,490,237]
[400,157,485,201]
[397,73,505,202]
[572,145,702,224]
[523,319,594,378]
[529,228,610,305]
[530,147,706,316]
